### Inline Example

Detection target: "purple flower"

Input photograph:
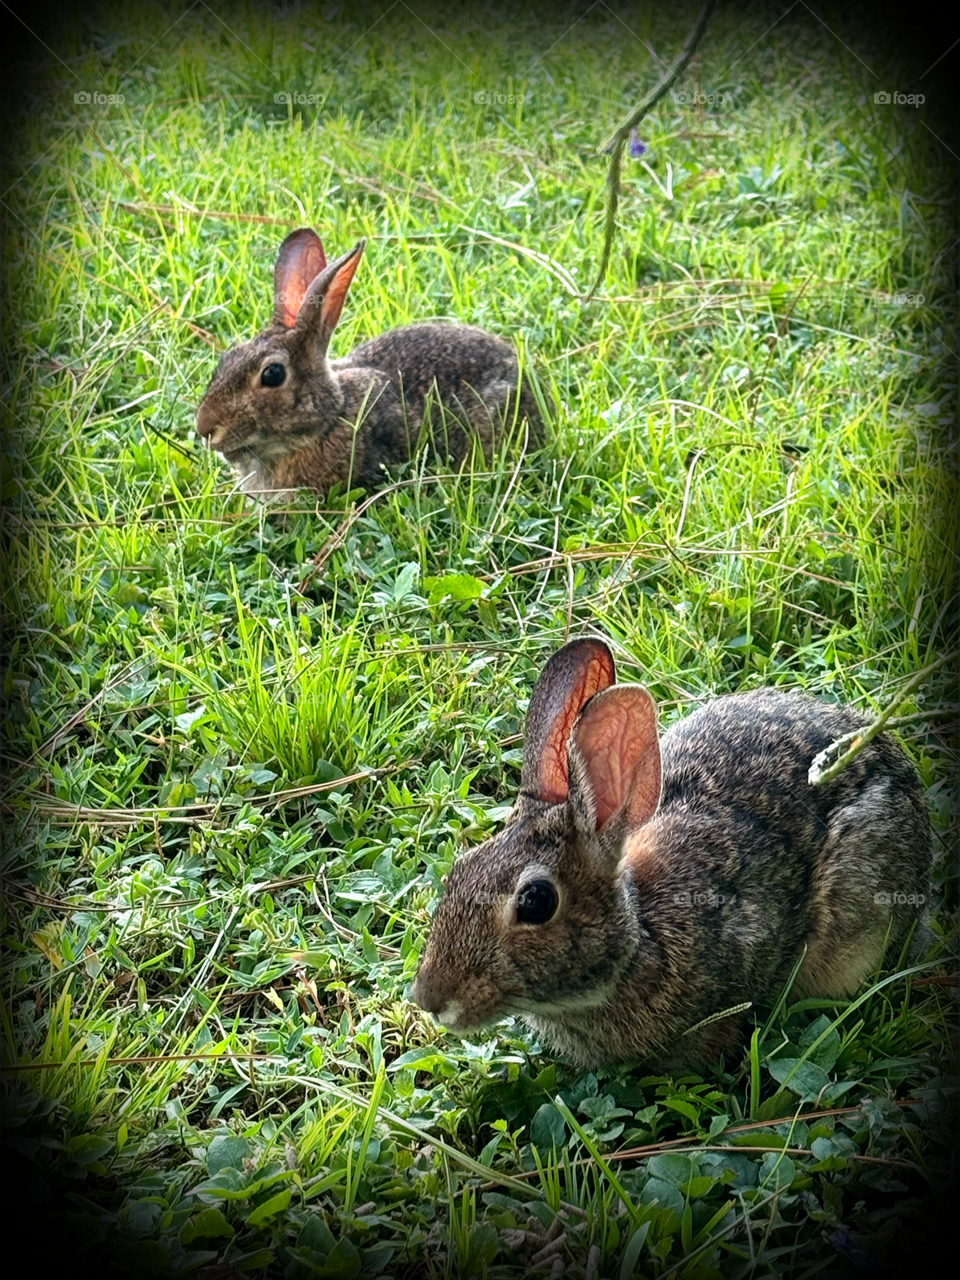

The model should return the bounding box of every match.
[628,130,646,158]
[828,1230,876,1271]
[829,1230,855,1256]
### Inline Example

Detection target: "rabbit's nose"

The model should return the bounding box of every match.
[195,402,222,442]
[411,967,445,1018]
[412,977,463,1028]
[411,970,433,1013]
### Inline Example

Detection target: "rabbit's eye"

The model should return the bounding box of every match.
[515,879,558,925]
[261,362,286,387]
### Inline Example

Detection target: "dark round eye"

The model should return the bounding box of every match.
[515,879,558,925]
[260,362,286,387]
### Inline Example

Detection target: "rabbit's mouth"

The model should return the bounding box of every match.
[196,403,270,457]
[198,422,249,456]
[220,440,259,462]
[429,998,489,1034]
[219,434,291,466]
[433,988,611,1030]
[413,966,509,1032]
[196,400,233,449]
[208,427,262,457]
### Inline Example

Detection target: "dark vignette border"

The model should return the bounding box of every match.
[0,1,957,1277]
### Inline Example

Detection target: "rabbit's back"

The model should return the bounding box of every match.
[626,689,930,1039]
[658,688,925,838]
[337,322,541,449]
[340,322,525,391]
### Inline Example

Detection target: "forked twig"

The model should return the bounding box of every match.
[809,649,959,785]
[588,0,718,297]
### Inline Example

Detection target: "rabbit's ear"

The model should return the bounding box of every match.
[273,228,327,328]
[568,685,661,834]
[520,639,617,805]
[295,240,366,355]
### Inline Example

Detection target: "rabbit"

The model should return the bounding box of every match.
[195,228,541,497]
[412,637,931,1069]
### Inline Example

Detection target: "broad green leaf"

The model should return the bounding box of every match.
[531,1102,566,1152]
[388,1046,455,1072]
[646,1153,696,1185]
[759,1151,796,1190]
[639,1177,684,1223]
[768,1056,833,1100]
[467,1223,499,1271]
[180,1207,235,1244]
[679,1175,719,1198]
[298,1215,337,1258]
[321,1237,362,1278]
[662,1097,700,1123]
[424,572,486,604]
[799,1015,841,1071]
[206,1135,250,1175]
[246,1187,292,1226]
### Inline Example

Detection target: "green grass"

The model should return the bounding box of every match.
[1,3,957,1277]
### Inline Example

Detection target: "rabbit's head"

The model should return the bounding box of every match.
[195,229,365,464]
[413,639,663,1033]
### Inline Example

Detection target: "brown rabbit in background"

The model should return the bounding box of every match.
[195,228,541,497]
[413,638,931,1069]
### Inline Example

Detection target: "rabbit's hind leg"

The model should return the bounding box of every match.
[795,780,929,998]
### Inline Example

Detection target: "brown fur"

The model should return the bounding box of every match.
[623,827,662,887]
[195,230,541,498]
[412,638,931,1069]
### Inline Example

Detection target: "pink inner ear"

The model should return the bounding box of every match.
[538,695,587,805]
[572,686,661,831]
[318,244,364,339]
[274,230,326,328]
[535,645,616,803]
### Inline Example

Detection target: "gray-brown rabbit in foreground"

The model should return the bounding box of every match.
[413,638,931,1069]
[195,228,541,497]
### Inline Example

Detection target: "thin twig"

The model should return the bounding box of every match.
[808,649,959,785]
[7,766,395,826]
[588,0,718,297]
[883,708,959,729]
[479,1099,924,1189]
